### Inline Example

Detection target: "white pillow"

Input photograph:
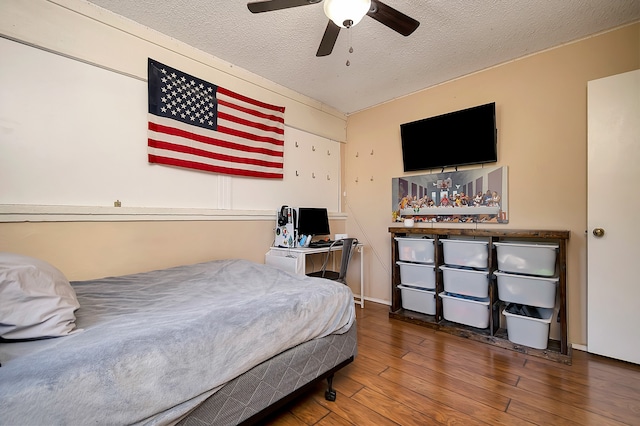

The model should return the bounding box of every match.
[0,253,80,340]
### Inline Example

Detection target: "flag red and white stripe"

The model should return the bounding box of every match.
[147,59,285,179]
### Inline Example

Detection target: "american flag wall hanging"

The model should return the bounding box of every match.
[147,59,285,179]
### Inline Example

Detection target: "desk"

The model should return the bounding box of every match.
[267,244,364,308]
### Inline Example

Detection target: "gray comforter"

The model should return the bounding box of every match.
[0,259,355,425]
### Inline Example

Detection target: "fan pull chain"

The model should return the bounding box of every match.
[346,30,353,66]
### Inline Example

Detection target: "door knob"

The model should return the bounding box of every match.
[592,228,605,237]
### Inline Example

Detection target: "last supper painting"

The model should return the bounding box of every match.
[392,166,508,224]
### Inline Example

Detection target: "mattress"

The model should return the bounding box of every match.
[0,259,355,425]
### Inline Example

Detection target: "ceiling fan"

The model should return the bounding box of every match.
[247,0,420,57]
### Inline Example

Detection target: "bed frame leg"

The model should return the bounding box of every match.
[324,374,337,401]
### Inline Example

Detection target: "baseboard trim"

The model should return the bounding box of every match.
[363,296,390,306]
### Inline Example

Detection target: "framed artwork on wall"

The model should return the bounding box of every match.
[392,166,508,224]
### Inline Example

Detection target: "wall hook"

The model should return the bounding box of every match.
[312,172,316,178]
[295,170,299,176]
[295,141,299,147]
[312,146,316,151]
[327,150,331,156]
[355,177,359,183]
[370,176,374,181]
[370,149,374,155]
[355,152,359,157]
[327,174,330,180]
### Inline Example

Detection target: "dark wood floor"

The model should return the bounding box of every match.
[266,302,640,425]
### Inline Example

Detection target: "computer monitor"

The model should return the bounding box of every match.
[297,207,330,237]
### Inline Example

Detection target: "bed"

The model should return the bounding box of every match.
[0,253,357,425]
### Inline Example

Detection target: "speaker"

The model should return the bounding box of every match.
[277,205,297,227]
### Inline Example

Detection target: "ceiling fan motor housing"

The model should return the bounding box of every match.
[323,0,371,28]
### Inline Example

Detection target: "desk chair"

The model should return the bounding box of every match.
[307,238,359,284]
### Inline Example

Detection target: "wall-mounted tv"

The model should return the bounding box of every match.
[400,102,497,172]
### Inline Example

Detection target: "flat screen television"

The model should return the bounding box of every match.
[400,102,497,172]
[297,207,330,237]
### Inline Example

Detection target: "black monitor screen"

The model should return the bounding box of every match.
[400,102,497,171]
[297,208,330,236]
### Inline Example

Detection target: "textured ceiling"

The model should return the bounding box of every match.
[87,0,640,114]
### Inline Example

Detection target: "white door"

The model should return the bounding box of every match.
[587,69,640,365]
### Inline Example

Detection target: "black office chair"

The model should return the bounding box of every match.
[307,238,359,284]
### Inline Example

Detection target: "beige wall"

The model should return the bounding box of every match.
[0,219,346,280]
[344,23,640,345]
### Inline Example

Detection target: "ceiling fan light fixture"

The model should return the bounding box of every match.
[323,0,371,28]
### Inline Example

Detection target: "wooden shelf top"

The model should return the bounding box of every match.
[389,227,570,240]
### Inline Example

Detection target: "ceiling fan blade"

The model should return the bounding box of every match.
[367,0,420,36]
[247,0,321,14]
[316,20,341,57]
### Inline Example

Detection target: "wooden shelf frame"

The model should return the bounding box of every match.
[389,227,571,364]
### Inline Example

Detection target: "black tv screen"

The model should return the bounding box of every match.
[297,207,330,236]
[400,102,497,172]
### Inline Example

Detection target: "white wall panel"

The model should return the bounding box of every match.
[0,0,346,142]
[231,127,341,212]
[0,37,340,213]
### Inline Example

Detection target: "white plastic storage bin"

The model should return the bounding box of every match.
[439,292,490,329]
[494,242,558,277]
[397,261,436,289]
[395,237,435,264]
[398,285,436,315]
[494,271,558,308]
[441,239,489,268]
[502,304,554,349]
[440,265,490,298]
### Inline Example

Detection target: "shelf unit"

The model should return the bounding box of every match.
[389,227,571,364]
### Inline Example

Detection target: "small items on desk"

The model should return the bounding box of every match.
[308,239,342,248]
